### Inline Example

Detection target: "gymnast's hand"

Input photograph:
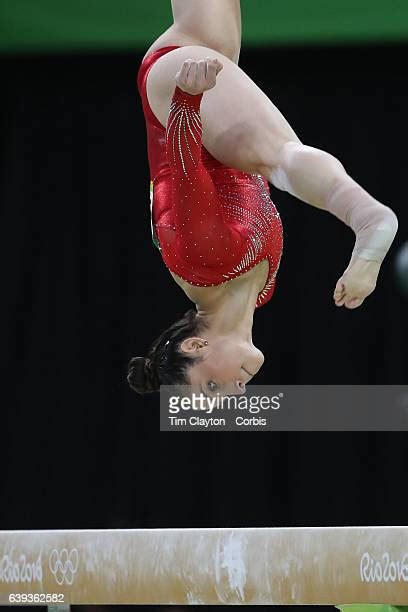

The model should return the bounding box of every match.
[175,58,223,95]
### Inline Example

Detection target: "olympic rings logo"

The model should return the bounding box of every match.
[48,549,79,585]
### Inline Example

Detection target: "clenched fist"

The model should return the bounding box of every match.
[175,58,223,96]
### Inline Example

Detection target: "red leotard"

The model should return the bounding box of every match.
[137,46,283,308]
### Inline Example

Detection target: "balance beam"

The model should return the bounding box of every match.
[0,527,407,606]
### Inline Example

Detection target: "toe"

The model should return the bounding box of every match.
[334,291,347,306]
[345,297,364,309]
[333,282,346,303]
[334,279,345,296]
[333,280,346,306]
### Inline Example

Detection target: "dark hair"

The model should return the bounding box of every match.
[127,309,207,394]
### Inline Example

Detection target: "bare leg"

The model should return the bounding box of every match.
[265,143,398,308]
[146,48,398,309]
[147,46,301,172]
[144,0,241,64]
[171,0,241,63]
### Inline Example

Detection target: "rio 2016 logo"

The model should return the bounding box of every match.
[48,549,79,585]
[360,552,408,583]
[0,554,42,583]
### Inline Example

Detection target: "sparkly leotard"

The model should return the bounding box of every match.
[137,46,283,308]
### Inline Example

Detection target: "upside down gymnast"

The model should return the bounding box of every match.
[127,0,398,396]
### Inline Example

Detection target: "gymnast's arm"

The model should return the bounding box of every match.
[161,59,244,266]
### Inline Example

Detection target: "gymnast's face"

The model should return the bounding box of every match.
[180,335,264,395]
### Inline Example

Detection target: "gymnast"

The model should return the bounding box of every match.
[128,0,398,395]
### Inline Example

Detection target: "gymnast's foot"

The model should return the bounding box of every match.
[333,257,381,309]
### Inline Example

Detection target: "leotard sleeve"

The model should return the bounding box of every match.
[158,86,244,269]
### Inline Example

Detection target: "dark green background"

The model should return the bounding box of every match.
[1,0,408,53]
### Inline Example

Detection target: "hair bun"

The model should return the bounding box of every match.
[127,356,160,394]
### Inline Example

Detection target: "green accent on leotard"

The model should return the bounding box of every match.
[149,180,161,252]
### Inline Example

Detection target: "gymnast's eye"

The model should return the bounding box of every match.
[207,381,219,393]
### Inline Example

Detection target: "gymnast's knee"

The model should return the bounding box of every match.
[256,140,303,188]
[263,141,347,193]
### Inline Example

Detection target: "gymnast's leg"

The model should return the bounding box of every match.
[147,45,398,309]
[264,142,398,308]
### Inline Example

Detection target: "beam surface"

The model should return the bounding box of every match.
[0,527,408,605]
